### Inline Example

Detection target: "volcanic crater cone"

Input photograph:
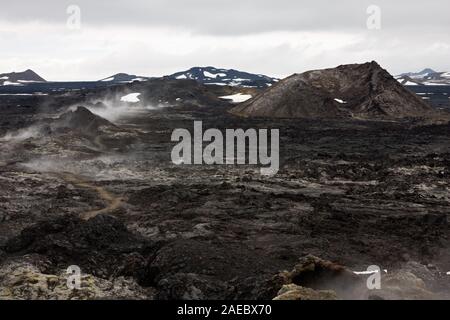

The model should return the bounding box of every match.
[231,61,434,119]
[51,106,117,136]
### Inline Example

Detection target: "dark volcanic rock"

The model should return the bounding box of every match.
[2,85,450,300]
[156,273,229,300]
[276,255,363,299]
[231,61,434,119]
[67,78,234,108]
[137,78,232,107]
[3,214,151,279]
[51,106,116,136]
[144,239,289,299]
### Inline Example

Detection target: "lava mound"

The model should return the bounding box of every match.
[231,61,434,119]
[3,214,151,279]
[52,106,116,136]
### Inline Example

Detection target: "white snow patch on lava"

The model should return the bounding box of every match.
[120,93,141,103]
[219,93,252,103]
[334,98,347,104]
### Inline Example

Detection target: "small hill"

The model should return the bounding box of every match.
[231,61,434,119]
[52,106,116,136]
[99,73,151,83]
[0,69,46,86]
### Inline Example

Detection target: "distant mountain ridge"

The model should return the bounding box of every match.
[0,69,46,86]
[396,68,450,86]
[400,68,437,78]
[0,67,278,90]
[99,73,153,83]
[168,66,279,88]
[100,67,280,88]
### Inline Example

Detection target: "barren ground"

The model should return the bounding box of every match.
[0,99,449,299]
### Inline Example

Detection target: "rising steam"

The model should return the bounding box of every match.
[80,92,172,122]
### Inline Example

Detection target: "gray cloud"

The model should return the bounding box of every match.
[0,0,449,80]
[1,0,449,35]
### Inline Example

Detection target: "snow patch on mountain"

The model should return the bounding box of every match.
[3,81,24,86]
[204,71,226,78]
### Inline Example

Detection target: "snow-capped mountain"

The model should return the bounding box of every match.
[168,67,279,88]
[396,69,450,86]
[0,69,46,86]
[400,68,436,79]
[99,73,152,83]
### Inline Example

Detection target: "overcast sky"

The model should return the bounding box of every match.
[0,0,449,80]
